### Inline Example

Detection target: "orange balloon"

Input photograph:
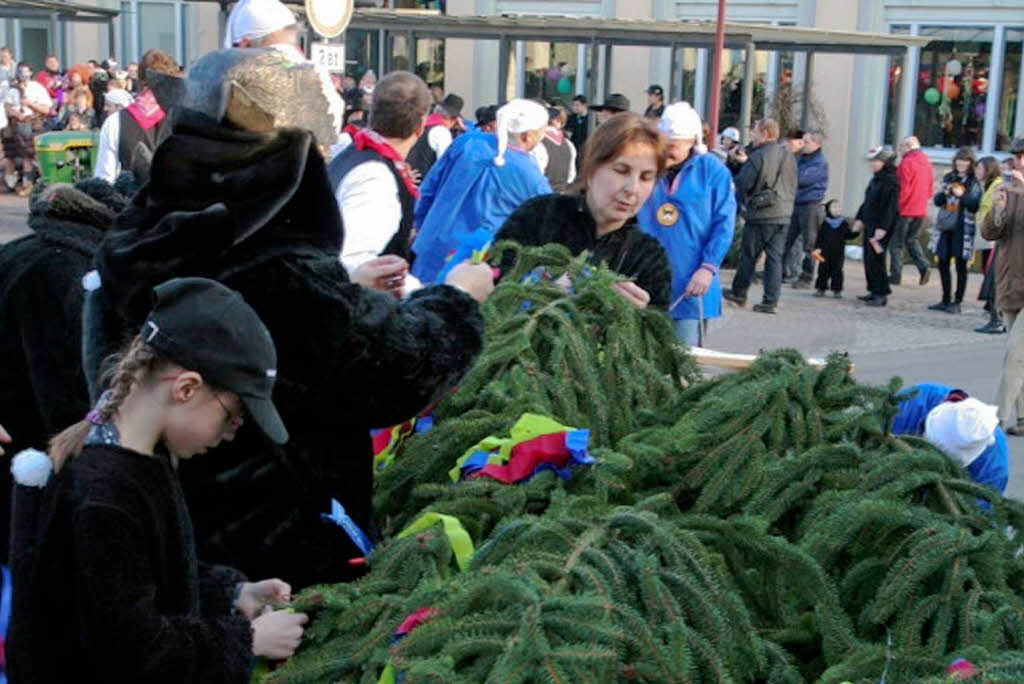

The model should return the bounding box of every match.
[944,82,961,100]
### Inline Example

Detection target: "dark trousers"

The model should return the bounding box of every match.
[815,249,845,293]
[783,202,822,282]
[864,232,892,297]
[731,221,788,306]
[938,254,968,304]
[889,216,929,277]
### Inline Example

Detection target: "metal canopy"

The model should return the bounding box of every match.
[347,9,930,56]
[0,0,119,19]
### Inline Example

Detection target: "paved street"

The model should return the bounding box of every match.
[2,194,1020,498]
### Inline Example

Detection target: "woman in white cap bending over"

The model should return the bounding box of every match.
[892,382,1009,499]
[637,102,736,344]
[411,98,552,284]
[494,112,671,310]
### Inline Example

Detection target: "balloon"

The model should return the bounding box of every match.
[972,77,988,95]
[923,87,941,105]
[556,76,572,94]
[944,82,961,100]
[974,101,986,118]
[945,58,962,76]
[546,67,560,83]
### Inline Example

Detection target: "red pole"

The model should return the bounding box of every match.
[707,0,727,137]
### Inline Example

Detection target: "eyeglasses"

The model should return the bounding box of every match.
[212,392,244,430]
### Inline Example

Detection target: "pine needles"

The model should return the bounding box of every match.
[267,247,1024,684]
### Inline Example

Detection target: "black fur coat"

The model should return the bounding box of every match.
[0,179,128,558]
[88,112,484,588]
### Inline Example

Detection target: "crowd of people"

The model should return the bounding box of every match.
[0,47,175,195]
[0,0,1022,679]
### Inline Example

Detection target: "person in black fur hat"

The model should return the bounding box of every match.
[83,48,492,589]
[0,174,134,559]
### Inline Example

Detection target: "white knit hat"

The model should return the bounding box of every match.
[494,99,549,166]
[224,0,296,49]
[924,398,999,467]
[659,102,703,147]
[104,88,134,109]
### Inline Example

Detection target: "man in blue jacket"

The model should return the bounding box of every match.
[892,383,1009,496]
[411,99,552,284]
[638,102,736,346]
[786,130,829,288]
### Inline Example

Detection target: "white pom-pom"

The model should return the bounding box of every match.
[82,270,101,292]
[11,449,54,488]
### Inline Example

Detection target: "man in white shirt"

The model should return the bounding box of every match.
[328,72,433,297]
[2,64,51,195]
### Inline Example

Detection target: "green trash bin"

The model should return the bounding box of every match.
[35,130,100,185]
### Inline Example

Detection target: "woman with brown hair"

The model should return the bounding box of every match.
[494,111,672,309]
[928,145,982,314]
[974,155,1005,333]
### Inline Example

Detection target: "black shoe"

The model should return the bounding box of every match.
[928,302,950,311]
[792,280,812,290]
[975,319,1007,334]
[889,275,902,285]
[858,294,875,301]
[833,292,842,299]
[753,303,777,314]
[864,295,887,307]
[919,268,931,286]
[945,303,961,314]
[813,289,826,297]
[723,291,747,307]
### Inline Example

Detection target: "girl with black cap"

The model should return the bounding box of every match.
[7,277,306,683]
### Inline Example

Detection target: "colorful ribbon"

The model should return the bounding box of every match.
[396,512,474,572]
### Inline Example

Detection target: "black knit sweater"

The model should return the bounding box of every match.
[7,444,252,683]
[495,193,672,308]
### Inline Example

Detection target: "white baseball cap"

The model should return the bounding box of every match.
[924,398,999,467]
[720,127,740,143]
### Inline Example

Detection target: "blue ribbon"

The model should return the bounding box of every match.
[321,499,374,555]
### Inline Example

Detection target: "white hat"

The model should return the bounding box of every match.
[224,0,296,49]
[104,88,134,109]
[924,398,999,467]
[494,99,548,166]
[720,126,740,143]
[659,102,703,147]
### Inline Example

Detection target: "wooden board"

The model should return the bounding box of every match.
[691,347,836,371]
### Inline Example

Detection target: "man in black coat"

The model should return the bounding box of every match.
[84,49,491,589]
[0,176,132,558]
[854,146,901,306]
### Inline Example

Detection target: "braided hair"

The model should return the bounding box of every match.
[48,335,171,471]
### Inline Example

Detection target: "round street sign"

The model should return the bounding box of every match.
[305,0,354,39]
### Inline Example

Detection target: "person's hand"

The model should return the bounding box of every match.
[684,268,713,297]
[252,610,307,660]
[993,185,1008,211]
[235,579,291,621]
[852,219,864,234]
[444,261,495,303]
[409,168,423,187]
[873,229,887,241]
[732,148,748,164]
[611,281,651,309]
[351,255,409,297]
[0,424,10,457]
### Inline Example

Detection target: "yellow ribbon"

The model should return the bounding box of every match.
[396,511,474,572]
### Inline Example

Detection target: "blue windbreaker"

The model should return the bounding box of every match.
[891,382,1009,495]
[637,152,736,321]
[412,130,551,283]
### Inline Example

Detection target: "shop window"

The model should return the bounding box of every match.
[522,41,578,103]
[914,26,993,149]
[345,29,379,81]
[997,29,1022,151]
[884,26,909,146]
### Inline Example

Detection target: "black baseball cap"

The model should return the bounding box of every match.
[142,277,288,444]
[439,94,464,118]
[646,85,664,97]
[593,93,631,112]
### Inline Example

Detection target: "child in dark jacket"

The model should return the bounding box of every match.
[813,199,858,297]
[7,278,307,683]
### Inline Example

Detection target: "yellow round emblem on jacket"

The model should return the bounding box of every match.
[656,202,679,226]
